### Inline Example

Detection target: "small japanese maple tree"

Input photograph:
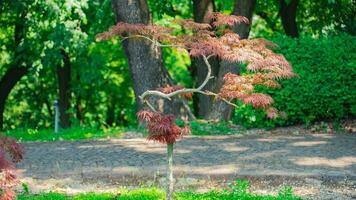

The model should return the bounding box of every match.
[98,12,294,200]
[0,136,23,200]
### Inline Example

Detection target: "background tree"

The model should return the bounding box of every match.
[279,0,299,37]
[111,0,194,119]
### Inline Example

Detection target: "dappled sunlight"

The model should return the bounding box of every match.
[292,141,328,147]
[256,138,280,142]
[175,164,238,175]
[292,156,356,168]
[223,145,249,153]
[240,150,289,160]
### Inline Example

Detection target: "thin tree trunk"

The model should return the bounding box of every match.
[56,49,71,128]
[192,0,220,118]
[105,95,115,126]
[111,0,193,119]
[0,67,28,130]
[207,0,256,121]
[279,0,299,38]
[166,143,174,200]
[44,98,53,118]
[75,73,83,123]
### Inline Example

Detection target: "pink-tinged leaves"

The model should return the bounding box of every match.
[96,22,173,41]
[239,93,274,108]
[266,107,279,119]
[0,136,23,200]
[157,85,192,99]
[157,85,184,94]
[209,12,249,27]
[174,19,212,31]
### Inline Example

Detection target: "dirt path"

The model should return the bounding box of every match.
[17,133,356,199]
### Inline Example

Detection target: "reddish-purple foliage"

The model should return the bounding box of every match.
[157,85,192,99]
[208,12,249,27]
[137,111,190,144]
[0,136,24,200]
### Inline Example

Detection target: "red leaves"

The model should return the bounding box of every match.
[137,110,155,122]
[174,19,211,31]
[209,12,249,27]
[157,85,192,99]
[96,22,173,41]
[189,39,224,58]
[0,136,23,200]
[239,93,274,108]
[137,111,190,144]
[158,85,184,94]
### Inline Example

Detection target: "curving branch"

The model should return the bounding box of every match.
[139,55,237,110]
[139,55,212,100]
[121,33,237,112]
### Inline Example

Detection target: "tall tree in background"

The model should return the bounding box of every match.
[199,0,256,120]
[0,2,30,130]
[111,0,193,118]
[192,0,220,118]
[279,0,299,37]
[57,50,72,128]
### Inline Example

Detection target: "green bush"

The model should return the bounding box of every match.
[233,34,356,128]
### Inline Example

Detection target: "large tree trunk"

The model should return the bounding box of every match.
[0,7,28,130]
[56,50,72,128]
[192,0,220,118]
[111,0,193,118]
[207,0,256,121]
[279,0,299,38]
[0,67,28,130]
[232,0,256,39]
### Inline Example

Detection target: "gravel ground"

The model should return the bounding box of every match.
[17,128,356,199]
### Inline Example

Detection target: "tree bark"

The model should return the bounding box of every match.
[206,0,256,121]
[111,0,193,119]
[0,67,28,130]
[232,0,256,39]
[192,0,221,118]
[279,0,299,38]
[56,49,72,128]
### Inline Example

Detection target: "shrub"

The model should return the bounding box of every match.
[233,34,356,128]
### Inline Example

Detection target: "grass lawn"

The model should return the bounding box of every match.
[4,121,241,142]
[3,126,128,142]
[18,185,302,200]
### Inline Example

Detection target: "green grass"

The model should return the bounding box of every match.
[18,181,302,200]
[4,126,129,142]
[4,120,242,142]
